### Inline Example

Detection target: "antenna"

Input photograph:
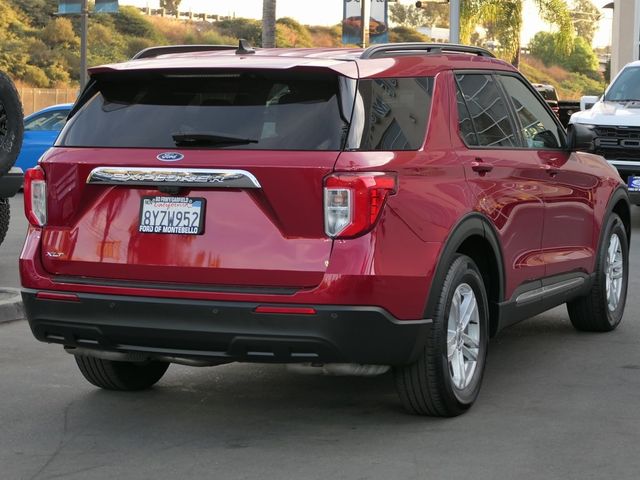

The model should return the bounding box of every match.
[236,39,256,55]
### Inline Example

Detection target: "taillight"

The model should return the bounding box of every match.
[324,172,397,238]
[24,166,47,227]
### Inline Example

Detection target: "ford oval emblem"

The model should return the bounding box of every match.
[157,152,184,162]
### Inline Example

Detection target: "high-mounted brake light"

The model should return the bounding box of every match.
[324,172,397,238]
[24,166,47,227]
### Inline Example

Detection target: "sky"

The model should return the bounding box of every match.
[122,0,614,47]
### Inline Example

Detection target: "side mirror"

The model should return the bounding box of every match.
[567,123,595,151]
[580,95,599,111]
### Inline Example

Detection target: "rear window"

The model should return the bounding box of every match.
[535,86,558,102]
[346,77,433,150]
[59,70,352,151]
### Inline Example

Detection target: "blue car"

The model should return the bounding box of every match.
[15,103,73,171]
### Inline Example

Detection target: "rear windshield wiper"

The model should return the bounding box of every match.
[172,132,259,146]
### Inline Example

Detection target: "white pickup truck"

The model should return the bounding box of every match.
[570,60,640,205]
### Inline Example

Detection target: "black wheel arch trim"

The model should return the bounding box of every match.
[423,212,505,323]
[601,187,631,245]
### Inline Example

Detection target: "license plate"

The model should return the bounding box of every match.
[138,196,205,235]
[628,176,640,192]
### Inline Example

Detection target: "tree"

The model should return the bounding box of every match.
[41,17,80,49]
[159,0,181,16]
[276,17,313,47]
[570,0,601,44]
[565,37,599,75]
[113,6,157,39]
[390,3,449,28]
[262,0,276,48]
[9,0,58,28]
[460,0,574,67]
[217,18,262,46]
[529,31,599,75]
[389,4,424,28]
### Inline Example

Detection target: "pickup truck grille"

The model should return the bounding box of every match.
[593,126,640,160]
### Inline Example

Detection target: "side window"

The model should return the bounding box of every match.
[455,74,517,148]
[499,75,564,149]
[456,87,478,146]
[25,110,69,131]
[349,77,433,151]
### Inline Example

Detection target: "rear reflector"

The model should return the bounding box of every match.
[254,306,317,315]
[36,292,80,302]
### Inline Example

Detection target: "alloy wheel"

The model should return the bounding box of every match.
[447,283,480,390]
[605,232,623,312]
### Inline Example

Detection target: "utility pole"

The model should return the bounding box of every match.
[58,0,118,89]
[80,0,89,89]
[262,0,276,48]
[449,0,460,43]
[360,0,370,48]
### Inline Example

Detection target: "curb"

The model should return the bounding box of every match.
[0,287,23,324]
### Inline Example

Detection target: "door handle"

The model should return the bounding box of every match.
[471,159,493,174]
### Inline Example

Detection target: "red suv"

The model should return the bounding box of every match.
[21,42,630,417]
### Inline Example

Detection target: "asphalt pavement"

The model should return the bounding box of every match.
[0,194,24,289]
[1,193,640,480]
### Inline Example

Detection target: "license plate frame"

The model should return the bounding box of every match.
[138,196,206,235]
[628,175,640,192]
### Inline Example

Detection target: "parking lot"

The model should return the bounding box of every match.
[1,193,640,480]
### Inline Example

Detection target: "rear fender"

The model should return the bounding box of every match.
[423,213,505,329]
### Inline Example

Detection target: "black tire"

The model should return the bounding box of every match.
[0,199,8,247]
[567,213,628,332]
[0,71,24,176]
[74,355,169,391]
[394,254,489,417]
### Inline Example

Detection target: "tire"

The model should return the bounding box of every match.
[395,254,489,417]
[0,71,24,176]
[567,213,628,332]
[74,355,169,391]
[0,199,8,247]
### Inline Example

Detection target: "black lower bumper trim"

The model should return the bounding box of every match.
[22,291,431,366]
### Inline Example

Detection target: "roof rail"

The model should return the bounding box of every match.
[132,44,237,60]
[361,43,495,60]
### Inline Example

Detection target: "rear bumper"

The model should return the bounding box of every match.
[0,167,23,198]
[23,290,431,366]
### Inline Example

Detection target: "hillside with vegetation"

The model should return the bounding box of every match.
[1,0,606,99]
[0,0,346,87]
[519,56,604,99]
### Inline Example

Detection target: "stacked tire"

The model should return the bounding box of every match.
[0,71,24,247]
[0,71,23,176]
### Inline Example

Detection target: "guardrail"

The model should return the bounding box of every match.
[137,7,232,22]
